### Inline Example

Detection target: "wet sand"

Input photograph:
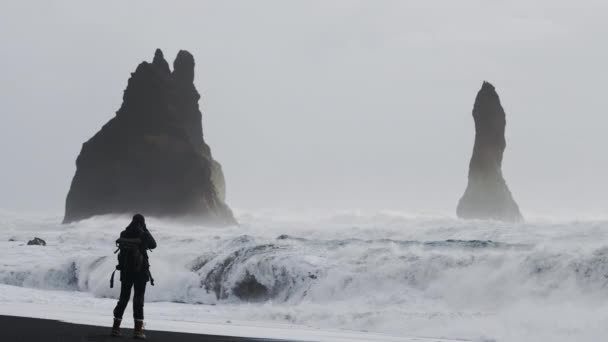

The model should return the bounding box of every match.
[0,315,292,342]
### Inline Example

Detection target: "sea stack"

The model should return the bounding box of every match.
[457,81,522,222]
[63,49,236,225]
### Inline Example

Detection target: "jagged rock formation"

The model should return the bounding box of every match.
[64,49,236,225]
[457,81,523,222]
[27,237,46,246]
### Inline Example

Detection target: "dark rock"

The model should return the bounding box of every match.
[27,237,46,246]
[152,48,170,74]
[63,49,236,225]
[457,81,523,222]
[201,244,277,300]
[232,272,270,302]
[173,50,195,84]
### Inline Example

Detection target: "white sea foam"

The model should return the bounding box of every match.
[1,210,608,341]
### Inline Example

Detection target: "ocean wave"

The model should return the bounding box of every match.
[2,231,608,306]
[3,212,608,341]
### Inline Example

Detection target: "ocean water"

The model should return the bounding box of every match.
[1,209,608,341]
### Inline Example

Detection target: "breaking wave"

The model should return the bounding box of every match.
[2,211,608,341]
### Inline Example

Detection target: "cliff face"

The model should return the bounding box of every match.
[64,49,235,225]
[457,81,522,222]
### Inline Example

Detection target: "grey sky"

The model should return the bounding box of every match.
[1,1,607,217]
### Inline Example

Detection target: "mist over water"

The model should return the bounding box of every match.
[1,211,608,341]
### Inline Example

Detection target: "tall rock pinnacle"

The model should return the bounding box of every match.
[63,49,236,225]
[152,48,170,73]
[456,81,523,222]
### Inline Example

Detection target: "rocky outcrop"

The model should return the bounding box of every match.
[64,49,235,225]
[457,81,522,222]
[27,237,46,246]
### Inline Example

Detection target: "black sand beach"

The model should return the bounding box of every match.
[0,315,291,342]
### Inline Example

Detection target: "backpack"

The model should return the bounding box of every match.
[116,237,145,273]
[110,233,145,288]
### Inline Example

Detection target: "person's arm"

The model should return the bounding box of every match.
[142,229,157,250]
[116,230,126,244]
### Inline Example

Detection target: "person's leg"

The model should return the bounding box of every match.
[113,277,134,320]
[132,276,147,339]
[111,276,134,336]
[132,277,147,320]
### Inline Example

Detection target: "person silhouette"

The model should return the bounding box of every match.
[111,214,157,339]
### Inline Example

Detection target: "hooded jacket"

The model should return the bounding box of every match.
[119,214,157,279]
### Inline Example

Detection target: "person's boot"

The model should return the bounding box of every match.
[111,317,122,337]
[133,319,146,339]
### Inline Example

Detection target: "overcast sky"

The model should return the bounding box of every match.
[1,1,607,217]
